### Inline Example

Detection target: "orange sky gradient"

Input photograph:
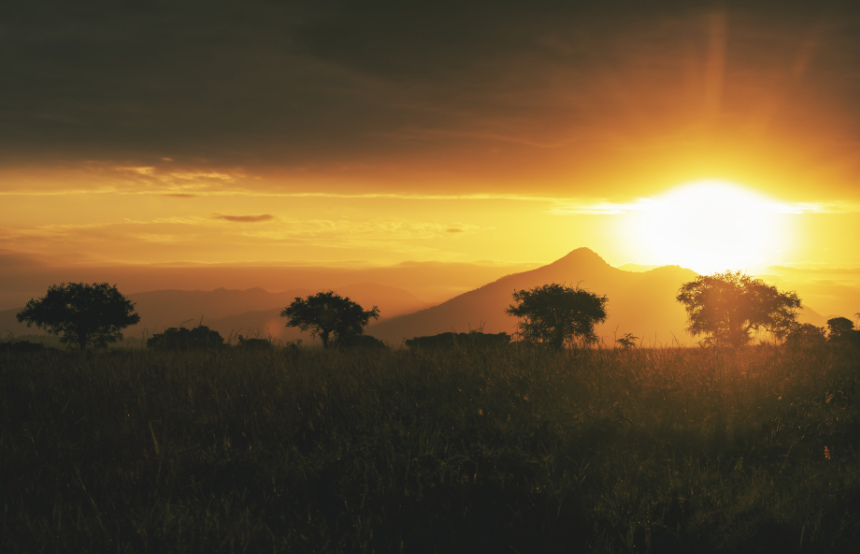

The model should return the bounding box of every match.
[1,1,859,317]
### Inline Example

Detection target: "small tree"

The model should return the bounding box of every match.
[827,317,855,343]
[507,283,607,349]
[676,271,801,347]
[616,332,638,349]
[281,291,379,348]
[16,282,140,350]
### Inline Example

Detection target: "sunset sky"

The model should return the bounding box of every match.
[2,1,859,312]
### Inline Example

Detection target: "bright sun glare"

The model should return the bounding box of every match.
[627,179,793,274]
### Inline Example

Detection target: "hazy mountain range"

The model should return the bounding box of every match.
[369,248,830,346]
[0,248,829,347]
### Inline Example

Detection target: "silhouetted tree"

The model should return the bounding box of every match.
[507,283,607,349]
[616,332,638,349]
[676,271,801,347]
[827,317,855,343]
[147,325,224,350]
[281,291,379,348]
[16,282,140,350]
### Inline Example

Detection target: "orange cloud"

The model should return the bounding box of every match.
[214,214,275,223]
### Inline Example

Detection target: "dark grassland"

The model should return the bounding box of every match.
[2,344,859,553]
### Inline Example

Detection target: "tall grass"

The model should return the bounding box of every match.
[1,344,858,552]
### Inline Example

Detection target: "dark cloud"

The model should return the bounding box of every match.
[215,214,274,223]
[446,228,464,233]
[2,1,860,196]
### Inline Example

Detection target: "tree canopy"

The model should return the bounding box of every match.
[676,271,801,347]
[16,282,140,350]
[507,283,607,349]
[281,291,379,348]
[827,317,855,342]
[826,316,860,346]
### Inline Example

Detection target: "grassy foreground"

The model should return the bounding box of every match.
[1,344,859,553]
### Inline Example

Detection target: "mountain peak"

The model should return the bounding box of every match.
[550,247,610,268]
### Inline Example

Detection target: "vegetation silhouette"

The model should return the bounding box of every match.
[0,339,52,353]
[405,331,511,350]
[16,282,140,350]
[785,323,827,349]
[507,283,607,349]
[236,334,272,350]
[281,291,379,348]
[826,316,860,346]
[337,334,389,350]
[616,332,638,349]
[147,325,225,350]
[677,271,801,347]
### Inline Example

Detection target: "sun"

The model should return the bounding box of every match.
[625,179,794,274]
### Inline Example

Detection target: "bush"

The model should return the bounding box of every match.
[0,340,47,353]
[236,335,273,350]
[147,325,225,350]
[338,334,389,350]
[405,331,510,350]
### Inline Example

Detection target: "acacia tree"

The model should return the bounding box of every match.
[281,291,379,348]
[16,282,140,350]
[676,271,801,347]
[507,283,607,349]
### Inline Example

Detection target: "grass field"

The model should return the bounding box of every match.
[1,343,858,553]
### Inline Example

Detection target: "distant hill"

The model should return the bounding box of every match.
[0,248,831,348]
[0,283,432,345]
[0,250,537,310]
[367,248,827,347]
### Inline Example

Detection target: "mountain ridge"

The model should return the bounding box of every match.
[367,248,827,346]
[0,248,831,346]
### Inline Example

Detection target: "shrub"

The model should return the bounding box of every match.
[338,334,389,350]
[147,325,225,350]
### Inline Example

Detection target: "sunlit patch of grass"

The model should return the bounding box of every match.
[1,343,859,552]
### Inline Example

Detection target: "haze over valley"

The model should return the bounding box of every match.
[1,248,836,347]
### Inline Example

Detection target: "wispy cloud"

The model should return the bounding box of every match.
[214,214,275,223]
[549,201,643,215]
[550,199,860,216]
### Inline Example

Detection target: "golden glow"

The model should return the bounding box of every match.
[625,180,794,274]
